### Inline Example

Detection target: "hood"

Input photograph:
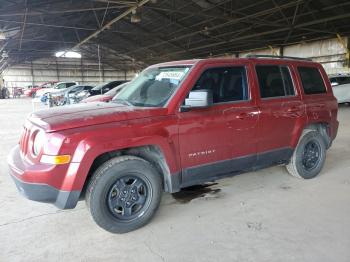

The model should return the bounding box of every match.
[82,94,112,103]
[29,102,168,132]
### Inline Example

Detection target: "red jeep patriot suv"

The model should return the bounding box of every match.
[8,56,338,233]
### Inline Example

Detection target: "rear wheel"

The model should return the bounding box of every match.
[86,155,162,233]
[286,130,326,179]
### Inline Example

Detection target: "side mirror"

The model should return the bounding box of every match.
[181,89,213,112]
[331,82,339,87]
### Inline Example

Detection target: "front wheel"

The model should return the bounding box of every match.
[86,156,162,233]
[286,130,326,179]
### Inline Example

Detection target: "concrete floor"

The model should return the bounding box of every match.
[0,98,349,262]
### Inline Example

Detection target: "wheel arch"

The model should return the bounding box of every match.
[81,145,180,198]
[293,122,331,149]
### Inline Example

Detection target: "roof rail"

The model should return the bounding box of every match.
[246,54,312,61]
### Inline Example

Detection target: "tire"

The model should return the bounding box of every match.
[86,155,162,233]
[286,129,326,179]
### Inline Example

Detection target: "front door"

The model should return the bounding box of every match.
[178,64,259,187]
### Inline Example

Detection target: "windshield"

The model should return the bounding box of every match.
[54,83,65,89]
[114,66,191,107]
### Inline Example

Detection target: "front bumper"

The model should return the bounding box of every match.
[7,145,80,209]
[11,175,80,209]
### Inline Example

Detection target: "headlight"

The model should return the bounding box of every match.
[33,130,46,156]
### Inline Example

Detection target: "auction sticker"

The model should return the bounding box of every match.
[156,71,184,80]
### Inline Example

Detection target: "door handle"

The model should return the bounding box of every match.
[311,104,325,110]
[236,112,250,120]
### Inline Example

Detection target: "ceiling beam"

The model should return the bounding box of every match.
[68,0,151,52]
[18,8,28,50]
[150,1,349,58]
[158,12,350,59]
[125,0,305,55]
[0,5,128,16]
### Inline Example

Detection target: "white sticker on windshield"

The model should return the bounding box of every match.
[156,71,184,81]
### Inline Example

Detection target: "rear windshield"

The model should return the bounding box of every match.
[298,67,326,95]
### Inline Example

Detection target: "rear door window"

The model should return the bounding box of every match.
[256,65,295,98]
[298,67,326,94]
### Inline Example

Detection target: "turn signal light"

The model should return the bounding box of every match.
[41,154,71,165]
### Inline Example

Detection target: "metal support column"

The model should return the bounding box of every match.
[55,58,60,81]
[80,58,84,84]
[336,33,349,68]
[30,61,34,87]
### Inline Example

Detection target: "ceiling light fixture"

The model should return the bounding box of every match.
[0,32,6,40]
[131,9,141,23]
[55,51,81,58]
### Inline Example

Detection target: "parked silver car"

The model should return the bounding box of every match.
[50,85,94,106]
[329,74,350,104]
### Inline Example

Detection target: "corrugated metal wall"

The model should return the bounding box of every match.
[239,37,349,74]
[3,37,349,88]
[3,57,138,88]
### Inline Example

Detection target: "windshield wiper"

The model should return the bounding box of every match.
[113,98,133,106]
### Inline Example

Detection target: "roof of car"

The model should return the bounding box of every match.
[151,56,315,68]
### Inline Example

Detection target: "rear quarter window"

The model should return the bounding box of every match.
[298,67,326,95]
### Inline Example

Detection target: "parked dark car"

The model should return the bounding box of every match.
[89,81,127,96]
[81,82,128,103]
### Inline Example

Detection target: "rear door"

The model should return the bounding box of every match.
[178,62,259,186]
[255,64,306,167]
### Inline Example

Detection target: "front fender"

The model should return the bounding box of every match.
[61,117,180,191]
